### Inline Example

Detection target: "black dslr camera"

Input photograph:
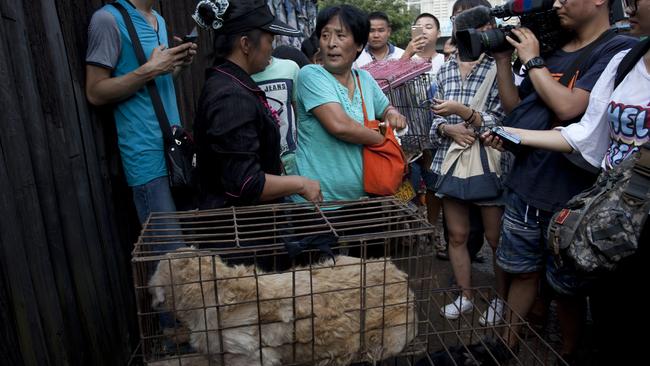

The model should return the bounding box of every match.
[455,0,570,62]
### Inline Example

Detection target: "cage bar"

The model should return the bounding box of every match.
[132,198,565,365]
[362,60,434,159]
[133,198,435,365]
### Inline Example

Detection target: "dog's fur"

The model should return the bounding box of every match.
[149,250,417,366]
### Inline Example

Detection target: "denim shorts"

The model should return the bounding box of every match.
[496,191,553,274]
[545,256,596,297]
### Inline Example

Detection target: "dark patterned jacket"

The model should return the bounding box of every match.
[194,59,282,209]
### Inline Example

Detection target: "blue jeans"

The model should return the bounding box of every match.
[132,175,177,224]
[132,176,185,253]
[132,176,185,330]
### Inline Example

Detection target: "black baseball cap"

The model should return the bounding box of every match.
[221,4,301,36]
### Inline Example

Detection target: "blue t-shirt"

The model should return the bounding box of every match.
[86,0,181,186]
[504,35,637,212]
[295,66,389,201]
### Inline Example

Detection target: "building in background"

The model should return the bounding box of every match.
[406,0,509,37]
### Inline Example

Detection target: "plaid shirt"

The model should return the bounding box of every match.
[429,53,506,175]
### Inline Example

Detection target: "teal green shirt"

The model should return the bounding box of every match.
[295,65,389,201]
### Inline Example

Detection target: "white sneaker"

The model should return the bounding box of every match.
[479,298,505,326]
[440,295,474,319]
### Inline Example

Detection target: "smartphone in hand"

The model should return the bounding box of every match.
[490,126,521,152]
[182,26,198,43]
[418,98,438,109]
[411,25,423,39]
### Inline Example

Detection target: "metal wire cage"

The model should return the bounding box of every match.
[403,286,568,366]
[362,60,435,159]
[133,198,436,366]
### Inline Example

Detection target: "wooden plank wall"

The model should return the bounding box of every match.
[0,1,213,365]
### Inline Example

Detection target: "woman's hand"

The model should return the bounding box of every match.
[298,177,323,202]
[445,123,476,147]
[383,107,407,130]
[431,99,468,118]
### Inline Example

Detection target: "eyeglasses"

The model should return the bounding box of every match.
[450,8,465,23]
[622,0,638,13]
[557,0,569,5]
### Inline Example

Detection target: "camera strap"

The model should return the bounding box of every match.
[557,29,617,88]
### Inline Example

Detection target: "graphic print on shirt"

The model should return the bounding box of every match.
[257,78,296,156]
[605,101,650,168]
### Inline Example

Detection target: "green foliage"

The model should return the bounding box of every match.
[317,0,416,48]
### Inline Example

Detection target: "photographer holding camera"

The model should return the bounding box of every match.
[487,0,636,359]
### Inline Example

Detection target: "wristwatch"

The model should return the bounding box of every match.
[524,57,546,72]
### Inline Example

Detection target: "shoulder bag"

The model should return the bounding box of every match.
[434,65,502,201]
[355,71,406,196]
[110,3,197,192]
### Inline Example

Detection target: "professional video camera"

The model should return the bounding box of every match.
[455,0,570,61]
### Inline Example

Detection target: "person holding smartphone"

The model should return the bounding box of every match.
[429,0,510,327]
[86,0,198,222]
[401,13,445,81]
[85,0,198,353]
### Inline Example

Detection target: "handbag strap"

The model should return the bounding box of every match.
[468,64,497,112]
[354,70,370,127]
[478,141,493,176]
[109,2,173,145]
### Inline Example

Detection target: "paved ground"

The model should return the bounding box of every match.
[426,223,601,366]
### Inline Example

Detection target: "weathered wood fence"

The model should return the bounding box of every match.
[0,1,212,365]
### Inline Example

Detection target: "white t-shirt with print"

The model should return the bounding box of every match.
[560,49,649,170]
[413,53,446,79]
[251,57,300,174]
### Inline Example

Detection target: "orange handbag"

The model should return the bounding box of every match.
[355,72,406,196]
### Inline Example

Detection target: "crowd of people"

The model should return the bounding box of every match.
[85,0,648,363]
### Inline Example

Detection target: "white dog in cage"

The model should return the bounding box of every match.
[149,249,418,366]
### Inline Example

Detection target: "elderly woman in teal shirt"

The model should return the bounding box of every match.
[295,5,406,202]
